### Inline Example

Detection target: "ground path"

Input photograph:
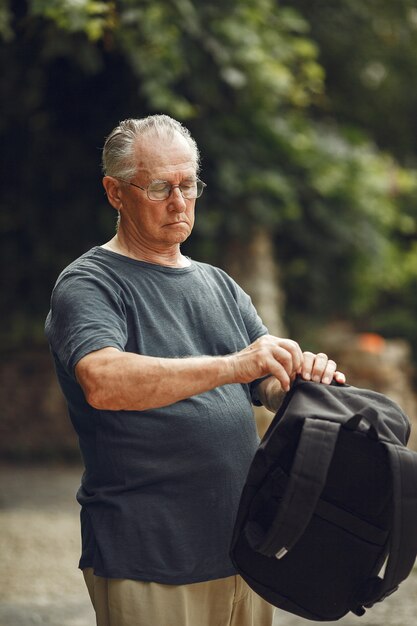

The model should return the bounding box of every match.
[0,465,415,626]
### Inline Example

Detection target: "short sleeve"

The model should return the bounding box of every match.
[235,286,268,344]
[228,277,270,405]
[45,269,128,378]
[213,266,268,344]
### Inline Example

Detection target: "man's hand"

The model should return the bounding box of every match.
[229,335,304,392]
[299,351,346,386]
[250,341,346,413]
[229,336,346,394]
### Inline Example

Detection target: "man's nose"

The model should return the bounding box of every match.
[168,186,187,211]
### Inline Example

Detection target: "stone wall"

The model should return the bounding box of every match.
[316,325,417,450]
[0,347,79,461]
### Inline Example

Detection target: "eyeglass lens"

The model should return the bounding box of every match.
[148,180,204,200]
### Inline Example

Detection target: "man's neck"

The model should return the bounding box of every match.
[101,235,191,268]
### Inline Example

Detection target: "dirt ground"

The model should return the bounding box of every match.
[0,464,416,626]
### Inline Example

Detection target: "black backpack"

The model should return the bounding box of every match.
[230,377,417,621]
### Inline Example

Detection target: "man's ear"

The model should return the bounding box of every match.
[103,176,123,211]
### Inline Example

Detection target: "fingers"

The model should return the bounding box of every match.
[276,339,304,391]
[271,338,303,376]
[234,335,303,391]
[300,352,332,382]
[300,351,345,385]
[255,336,303,392]
[334,370,346,385]
[232,336,345,392]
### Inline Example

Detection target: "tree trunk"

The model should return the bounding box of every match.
[223,228,286,337]
[222,228,287,436]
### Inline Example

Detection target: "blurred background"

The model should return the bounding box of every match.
[1,1,417,624]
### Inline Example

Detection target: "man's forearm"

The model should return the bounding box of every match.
[75,336,322,412]
[76,347,236,411]
[256,376,286,413]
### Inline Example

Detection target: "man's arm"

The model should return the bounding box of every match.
[256,376,286,414]
[75,335,303,411]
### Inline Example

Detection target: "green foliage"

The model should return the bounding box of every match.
[30,0,115,41]
[0,1,13,41]
[275,123,417,318]
[277,0,417,352]
[2,0,417,362]
[283,0,417,163]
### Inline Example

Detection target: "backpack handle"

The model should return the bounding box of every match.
[345,406,405,445]
[345,406,379,439]
[245,417,340,558]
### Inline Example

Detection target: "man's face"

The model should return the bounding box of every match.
[116,133,198,249]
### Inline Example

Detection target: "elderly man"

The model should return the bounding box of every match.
[45,115,345,626]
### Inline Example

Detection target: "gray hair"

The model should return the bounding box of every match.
[102,115,200,179]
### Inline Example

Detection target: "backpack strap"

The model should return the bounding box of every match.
[247,417,340,559]
[245,400,417,602]
[358,443,417,609]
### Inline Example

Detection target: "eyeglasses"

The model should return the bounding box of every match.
[116,177,206,201]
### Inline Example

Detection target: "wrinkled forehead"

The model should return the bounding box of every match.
[133,132,197,179]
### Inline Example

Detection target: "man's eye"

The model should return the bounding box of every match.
[150,183,170,192]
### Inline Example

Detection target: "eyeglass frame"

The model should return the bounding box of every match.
[114,176,207,201]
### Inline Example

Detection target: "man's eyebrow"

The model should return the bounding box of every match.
[150,176,197,183]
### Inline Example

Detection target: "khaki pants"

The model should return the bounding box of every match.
[83,568,275,626]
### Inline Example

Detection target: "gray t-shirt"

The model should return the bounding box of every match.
[45,247,268,584]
